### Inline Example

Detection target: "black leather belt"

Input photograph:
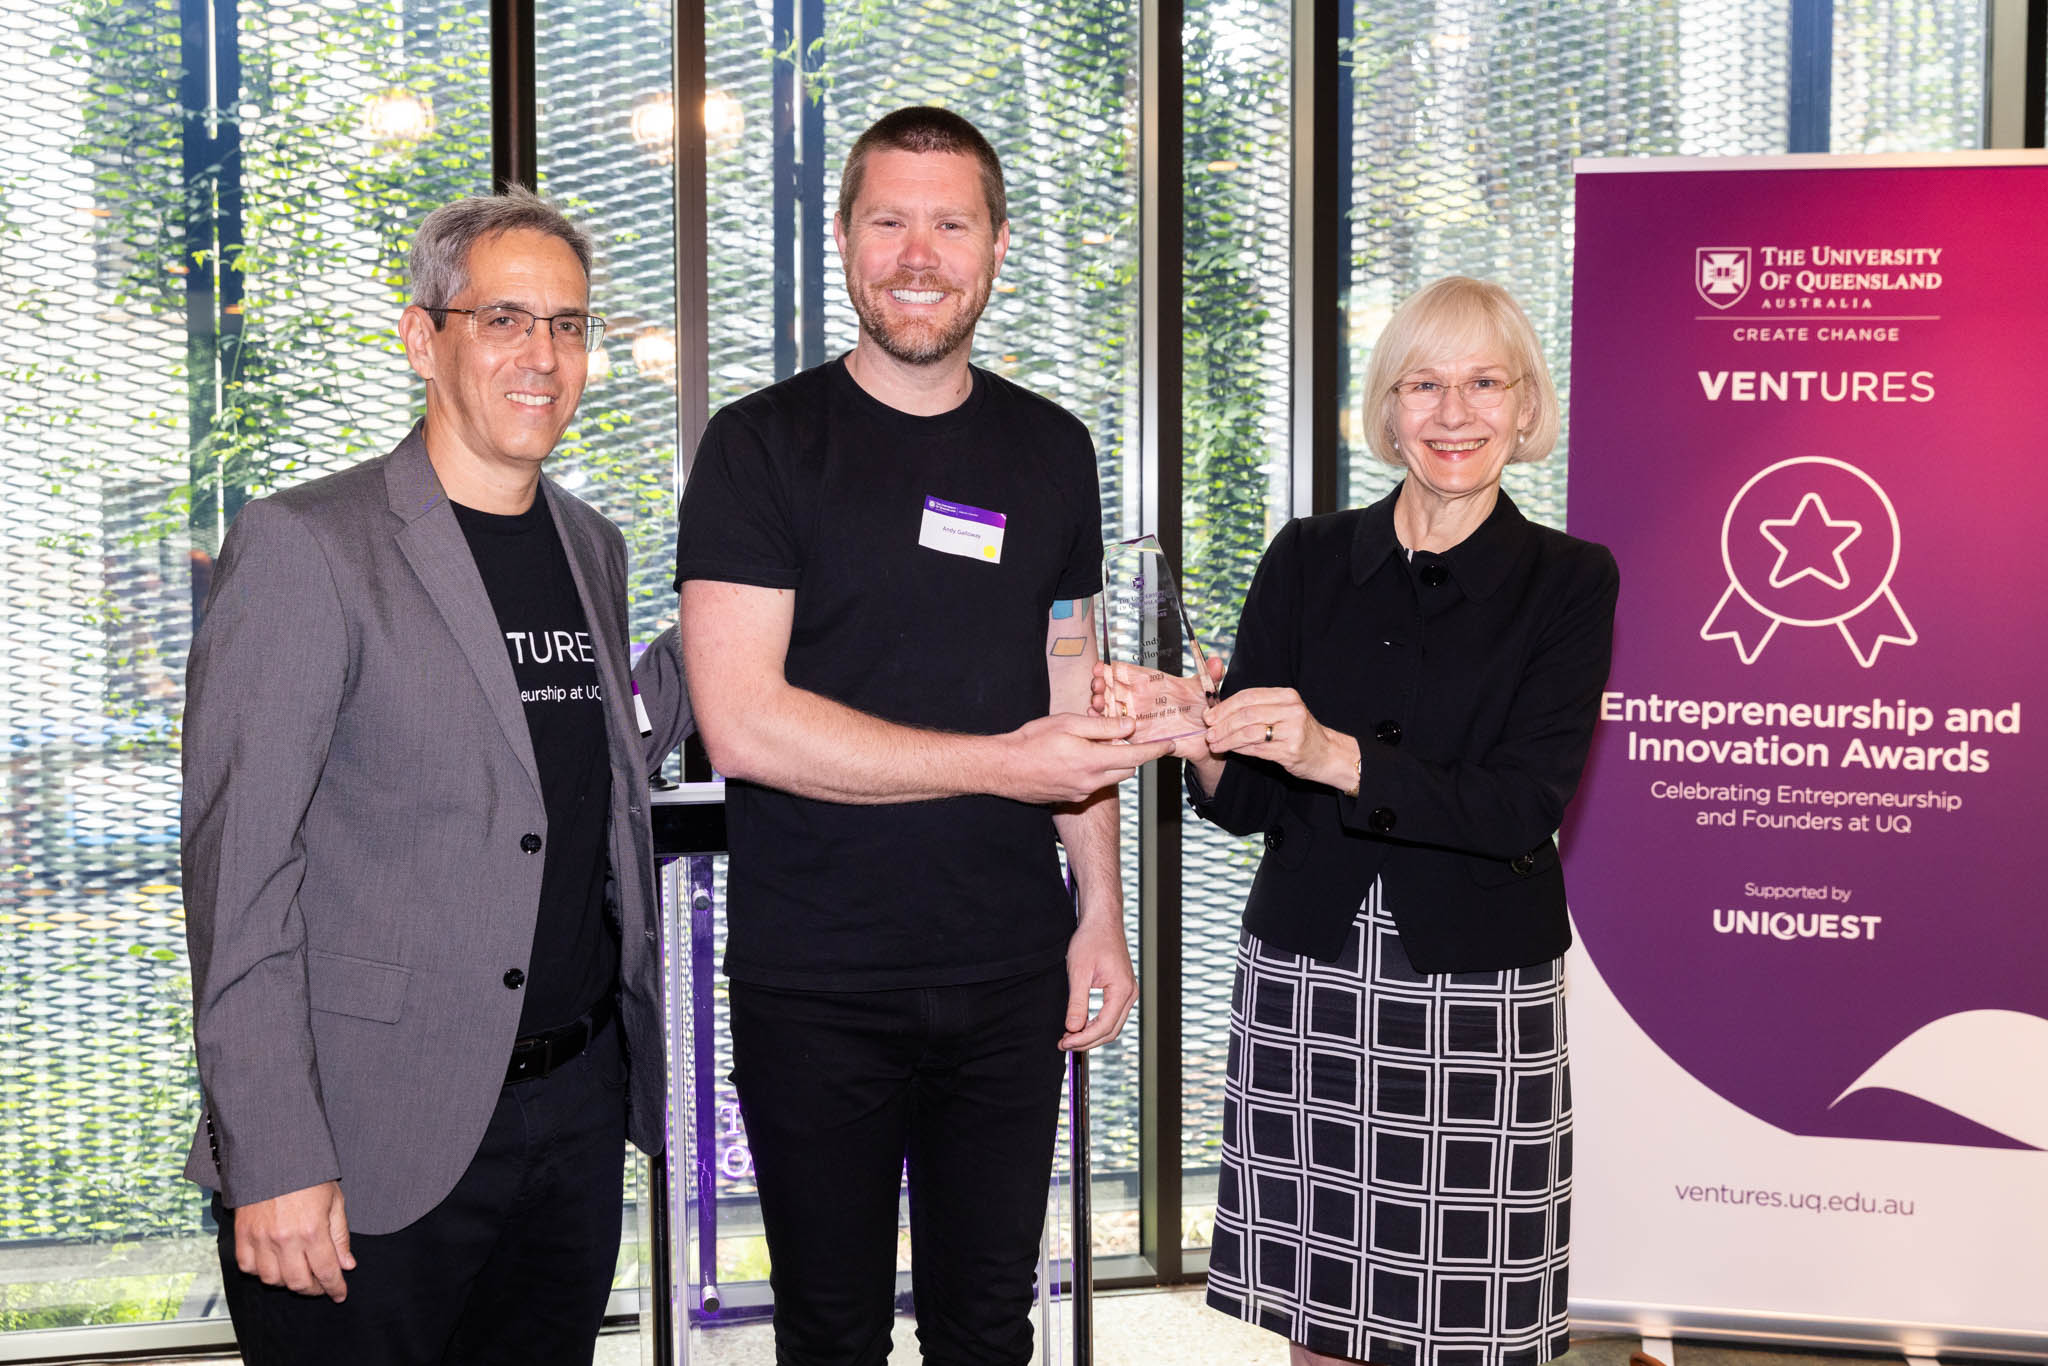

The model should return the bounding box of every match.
[505,993,614,1085]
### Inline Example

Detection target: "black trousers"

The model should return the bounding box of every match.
[729,963,1070,1366]
[216,1015,629,1366]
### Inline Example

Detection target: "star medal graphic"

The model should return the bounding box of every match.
[1701,455,1916,668]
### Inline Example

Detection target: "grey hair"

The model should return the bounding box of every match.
[407,186,594,315]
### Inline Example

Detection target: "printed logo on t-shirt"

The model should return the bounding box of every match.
[503,628,603,705]
[506,629,594,665]
[917,496,1006,564]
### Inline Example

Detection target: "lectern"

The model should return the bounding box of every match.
[646,781,1094,1364]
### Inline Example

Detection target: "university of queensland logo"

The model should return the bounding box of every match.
[1695,246,1752,309]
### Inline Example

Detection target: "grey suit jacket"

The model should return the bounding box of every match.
[181,424,689,1235]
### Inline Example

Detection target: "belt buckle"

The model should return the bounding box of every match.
[508,1013,594,1085]
[508,1036,548,1083]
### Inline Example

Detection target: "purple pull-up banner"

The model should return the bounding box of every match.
[1560,154,2048,1352]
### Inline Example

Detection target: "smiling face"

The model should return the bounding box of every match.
[401,227,589,490]
[1389,350,1529,511]
[833,148,1008,367]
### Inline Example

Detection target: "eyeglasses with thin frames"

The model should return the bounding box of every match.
[429,305,607,354]
[1391,375,1521,411]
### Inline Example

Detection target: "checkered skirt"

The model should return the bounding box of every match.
[1205,881,1572,1366]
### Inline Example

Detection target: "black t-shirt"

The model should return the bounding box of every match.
[674,357,1103,990]
[453,492,617,1033]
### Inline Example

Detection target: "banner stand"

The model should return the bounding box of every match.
[1563,152,2048,1359]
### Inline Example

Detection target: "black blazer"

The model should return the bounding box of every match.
[1189,486,1617,972]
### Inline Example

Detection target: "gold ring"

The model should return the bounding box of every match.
[1264,723,1274,743]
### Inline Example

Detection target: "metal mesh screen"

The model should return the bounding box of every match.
[1176,0,1294,1250]
[0,6,192,1295]
[1339,1,1795,521]
[538,0,682,647]
[1339,1,1986,528]
[534,0,682,1311]
[1832,0,1986,153]
[0,0,486,1329]
[703,10,777,418]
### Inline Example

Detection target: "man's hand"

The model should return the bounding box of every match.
[1093,658,1225,762]
[996,714,1173,805]
[1059,914,1138,1050]
[233,1180,355,1301]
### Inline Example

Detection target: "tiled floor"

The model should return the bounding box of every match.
[635,1283,1279,1363]
[647,1306,1921,1366]
[113,1289,1917,1366]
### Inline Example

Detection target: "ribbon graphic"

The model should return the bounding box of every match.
[1701,455,1916,668]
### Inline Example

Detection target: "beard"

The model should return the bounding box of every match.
[848,269,994,365]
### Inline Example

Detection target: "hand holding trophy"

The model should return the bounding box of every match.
[1096,535,1220,747]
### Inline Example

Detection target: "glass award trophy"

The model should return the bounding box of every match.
[1098,534,1217,742]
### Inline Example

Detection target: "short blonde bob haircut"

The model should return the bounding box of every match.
[1360,275,1559,469]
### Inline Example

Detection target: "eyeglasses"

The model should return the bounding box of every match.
[1392,375,1521,411]
[430,305,607,354]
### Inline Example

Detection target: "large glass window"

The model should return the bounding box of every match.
[1833,0,1987,152]
[1337,0,1987,526]
[1,0,487,1336]
[534,0,686,1322]
[539,0,684,645]
[1175,0,1293,1253]
[689,0,1143,1317]
[1339,2,1793,519]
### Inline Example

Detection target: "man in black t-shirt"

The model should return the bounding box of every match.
[678,107,1168,1364]
[182,189,690,1366]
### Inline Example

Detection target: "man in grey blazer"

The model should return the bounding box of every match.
[181,188,689,1365]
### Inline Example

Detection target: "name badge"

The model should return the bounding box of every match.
[918,496,1006,564]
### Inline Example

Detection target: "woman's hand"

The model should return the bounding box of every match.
[1204,687,1362,795]
[1093,657,1224,762]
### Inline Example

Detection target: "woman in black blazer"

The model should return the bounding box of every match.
[1123,277,1616,1366]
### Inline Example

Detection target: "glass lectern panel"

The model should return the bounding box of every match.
[650,784,1088,1365]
